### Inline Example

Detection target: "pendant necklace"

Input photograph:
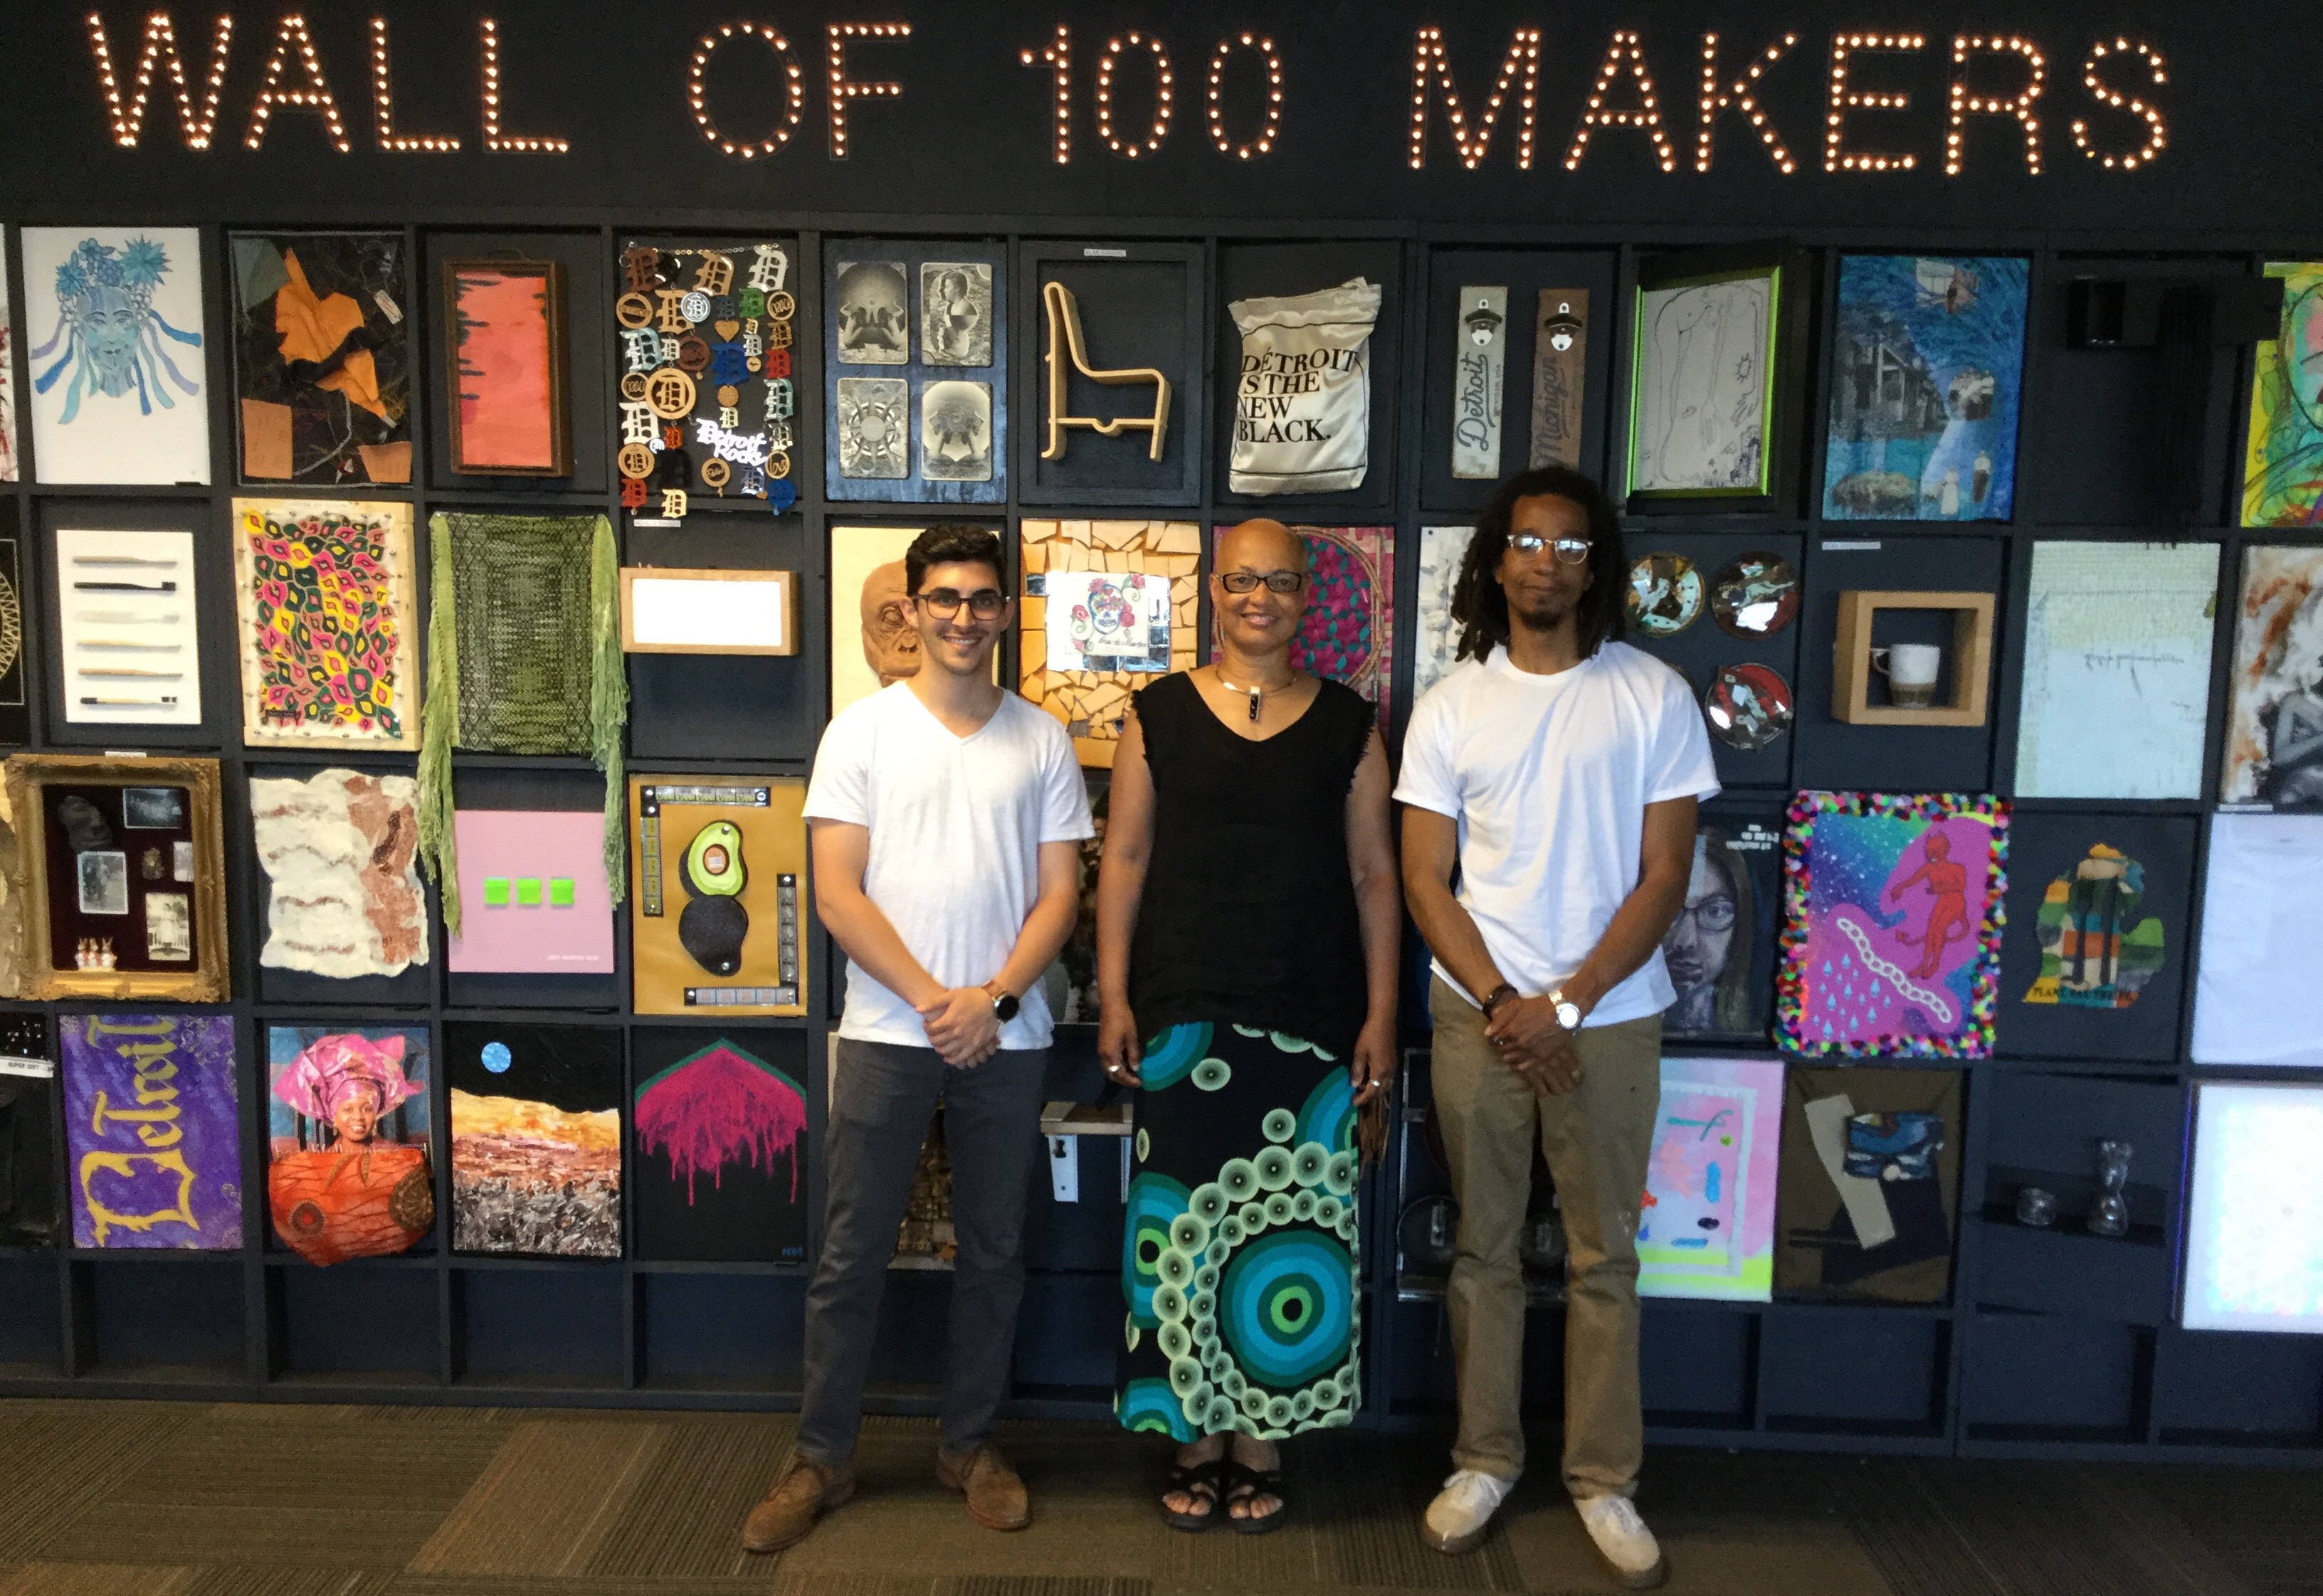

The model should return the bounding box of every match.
[1215,667,1295,722]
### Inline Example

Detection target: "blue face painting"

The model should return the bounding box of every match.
[30,236,204,422]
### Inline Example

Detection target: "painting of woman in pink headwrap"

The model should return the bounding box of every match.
[266,1025,433,1265]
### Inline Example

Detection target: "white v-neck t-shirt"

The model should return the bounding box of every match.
[805,683,1094,1049]
[1395,640,1720,1025]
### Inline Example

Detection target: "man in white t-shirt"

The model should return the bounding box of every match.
[742,525,1092,1553]
[1396,467,1718,1588]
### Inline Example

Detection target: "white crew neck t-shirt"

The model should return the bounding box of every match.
[1395,640,1720,1026]
[804,683,1094,1050]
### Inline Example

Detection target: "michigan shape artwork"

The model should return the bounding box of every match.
[2243,262,2323,527]
[631,1036,808,1262]
[446,1023,621,1257]
[1823,255,2027,522]
[61,1013,240,1249]
[1778,793,2010,1059]
[2023,844,2166,1011]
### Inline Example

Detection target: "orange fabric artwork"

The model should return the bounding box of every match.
[453,269,557,470]
[274,248,387,421]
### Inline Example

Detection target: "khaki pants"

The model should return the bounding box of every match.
[1429,976,1661,1498]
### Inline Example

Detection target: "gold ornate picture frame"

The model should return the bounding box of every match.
[4,752,230,1002]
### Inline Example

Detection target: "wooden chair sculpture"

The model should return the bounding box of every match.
[1041,280,1171,463]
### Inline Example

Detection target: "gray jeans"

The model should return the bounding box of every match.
[796,1037,1048,1464]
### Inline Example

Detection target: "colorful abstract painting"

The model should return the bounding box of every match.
[1021,519,1201,768]
[2242,263,2323,528]
[1776,1064,1961,1302]
[60,1013,241,1249]
[445,1022,621,1258]
[446,260,564,475]
[2023,843,2166,1010]
[23,228,209,486]
[0,226,16,482]
[231,231,411,485]
[1823,255,2027,522]
[232,497,417,749]
[2223,544,2323,806]
[1209,524,1396,720]
[1778,793,2009,1059]
[1638,1055,1781,1302]
[265,1025,433,1266]
[631,1033,808,1262]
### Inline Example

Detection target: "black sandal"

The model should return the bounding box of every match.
[1221,1457,1288,1536]
[1162,1455,1226,1532]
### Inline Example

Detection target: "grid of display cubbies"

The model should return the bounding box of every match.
[1,218,2319,1464]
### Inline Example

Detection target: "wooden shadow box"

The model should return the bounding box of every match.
[1831,590,1996,727]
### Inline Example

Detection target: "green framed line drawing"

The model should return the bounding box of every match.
[1625,257,1787,506]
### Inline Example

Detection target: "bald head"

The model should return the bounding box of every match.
[1217,519,1308,579]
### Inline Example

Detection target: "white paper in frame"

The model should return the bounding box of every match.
[23,227,211,486]
[621,568,798,655]
[54,526,203,726]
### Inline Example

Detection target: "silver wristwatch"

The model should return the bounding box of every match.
[1549,988,1582,1030]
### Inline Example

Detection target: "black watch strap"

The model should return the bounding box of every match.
[1480,983,1519,1020]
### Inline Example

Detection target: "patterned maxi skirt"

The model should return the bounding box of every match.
[1115,1020,1362,1441]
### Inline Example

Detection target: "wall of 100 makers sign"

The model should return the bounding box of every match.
[0,226,2320,1336]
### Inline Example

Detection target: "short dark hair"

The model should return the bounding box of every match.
[905,523,1005,595]
[1450,465,1628,663]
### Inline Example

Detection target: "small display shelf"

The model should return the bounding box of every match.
[1831,589,1996,726]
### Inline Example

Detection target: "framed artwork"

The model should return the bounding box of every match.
[2183,1082,2323,1333]
[446,810,615,976]
[52,524,202,726]
[619,567,798,656]
[1638,1055,1781,1302]
[61,1013,241,1249]
[632,1030,808,1262]
[825,242,1007,504]
[831,522,958,717]
[1412,526,1477,704]
[0,226,16,482]
[0,526,30,745]
[231,497,418,750]
[445,1022,622,1258]
[2191,812,2323,1067]
[1776,1064,1961,1303]
[2016,541,2219,800]
[1776,791,2008,1059]
[1624,249,1805,512]
[443,256,569,476]
[1822,255,2028,522]
[4,752,228,1002]
[2222,544,2323,806]
[23,228,209,486]
[0,777,23,997]
[1660,803,1782,1044]
[1020,519,1200,767]
[613,239,801,521]
[251,768,428,980]
[0,1020,56,1247]
[628,776,806,1016]
[230,231,411,486]
[2240,261,2323,528]
[265,1025,433,1267]
[1208,524,1397,721]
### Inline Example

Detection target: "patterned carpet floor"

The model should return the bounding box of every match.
[1,1400,2318,1596]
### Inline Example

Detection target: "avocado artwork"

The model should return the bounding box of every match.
[678,818,747,976]
[628,777,807,1016]
[2023,843,2166,1010]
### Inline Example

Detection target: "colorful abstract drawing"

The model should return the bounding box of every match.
[1209,524,1396,720]
[2241,263,2323,528]
[1778,792,2009,1059]
[232,498,416,749]
[2023,844,2166,1010]
[632,1036,808,1262]
[1638,1055,1780,1301]
[2223,544,2323,805]
[2183,1082,2323,1333]
[265,1025,432,1266]
[23,228,209,485]
[60,1013,240,1249]
[1823,255,2027,522]
[231,232,411,485]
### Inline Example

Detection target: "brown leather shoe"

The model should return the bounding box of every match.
[935,1443,1030,1531]
[740,1455,855,1553]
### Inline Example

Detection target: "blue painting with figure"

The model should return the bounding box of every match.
[1822,255,2027,522]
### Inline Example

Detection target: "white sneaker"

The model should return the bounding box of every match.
[1422,1469,1515,1554]
[1576,1494,1667,1589]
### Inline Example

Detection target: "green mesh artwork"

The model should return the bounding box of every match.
[418,513,627,934]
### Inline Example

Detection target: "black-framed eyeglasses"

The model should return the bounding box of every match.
[1509,533,1592,565]
[1218,569,1307,594]
[914,587,1007,619]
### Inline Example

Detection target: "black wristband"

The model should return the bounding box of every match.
[1480,983,1519,1020]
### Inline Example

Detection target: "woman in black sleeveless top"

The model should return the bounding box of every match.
[1096,519,1401,1533]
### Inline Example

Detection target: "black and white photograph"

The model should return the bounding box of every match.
[834,260,910,365]
[921,263,993,366]
[836,379,910,479]
[145,892,191,961]
[174,839,195,881]
[122,786,186,829]
[920,380,993,482]
[78,850,129,916]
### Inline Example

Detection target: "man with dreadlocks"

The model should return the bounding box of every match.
[1394,465,1717,1588]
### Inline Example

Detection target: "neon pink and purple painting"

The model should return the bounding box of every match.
[1778,793,2009,1059]
[632,1036,808,1262]
[61,1013,242,1249]
[1638,1055,1781,1301]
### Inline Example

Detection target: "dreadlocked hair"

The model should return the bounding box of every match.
[1449,465,1629,665]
